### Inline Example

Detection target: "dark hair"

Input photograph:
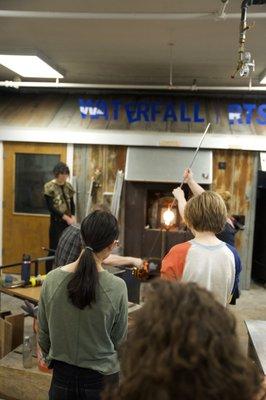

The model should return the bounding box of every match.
[67,210,119,309]
[103,280,262,400]
[53,162,70,177]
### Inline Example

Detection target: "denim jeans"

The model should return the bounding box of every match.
[49,360,119,400]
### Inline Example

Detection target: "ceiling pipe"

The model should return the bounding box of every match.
[0,10,266,20]
[1,80,266,91]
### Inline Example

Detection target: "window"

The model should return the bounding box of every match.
[14,153,60,214]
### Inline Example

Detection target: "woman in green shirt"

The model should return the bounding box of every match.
[38,210,128,400]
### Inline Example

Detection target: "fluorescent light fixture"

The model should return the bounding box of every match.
[0,55,63,78]
[259,69,266,84]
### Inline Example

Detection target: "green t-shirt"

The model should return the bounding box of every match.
[38,267,128,374]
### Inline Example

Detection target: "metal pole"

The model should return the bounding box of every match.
[170,123,211,209]
[34,260,39,276]
[180,122,211,188]
[161,229,167,259]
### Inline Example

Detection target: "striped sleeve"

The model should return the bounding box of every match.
[161,242,191,281]
[226,243,242,295]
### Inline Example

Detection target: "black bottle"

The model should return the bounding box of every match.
[21,254,31,284]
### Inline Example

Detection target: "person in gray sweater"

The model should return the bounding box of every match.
[38,210,128,400]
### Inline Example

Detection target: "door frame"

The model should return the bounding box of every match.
[0,141,3,266]
[0,141,74,268]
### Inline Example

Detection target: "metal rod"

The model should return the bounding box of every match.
[1,10,266,20]
[161,229,167,259]
[0,255,55,270]
[180,122,211,188]
[0,10,235,20]
[170,123,211,209]
[41,246,56,253]
[2,81,266,91]
[169,43,174,87]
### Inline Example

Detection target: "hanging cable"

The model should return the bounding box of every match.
[231,0,266,78]
[168,43,174,87]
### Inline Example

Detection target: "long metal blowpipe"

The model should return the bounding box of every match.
[169,122,211,210]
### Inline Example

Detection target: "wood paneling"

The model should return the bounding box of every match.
[73,144,126,221]
[0,93,265,136]
[212,150,255,227]
[212,150,258,288]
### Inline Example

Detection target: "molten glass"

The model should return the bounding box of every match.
[162,207,175,226]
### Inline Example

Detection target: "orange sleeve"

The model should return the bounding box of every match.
[161,242,191,281]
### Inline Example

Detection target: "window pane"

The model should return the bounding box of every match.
[15,153,60,214]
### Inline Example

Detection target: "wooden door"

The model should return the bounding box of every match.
[3,142,67,273]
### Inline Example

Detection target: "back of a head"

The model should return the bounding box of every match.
[80,210,118,252]
[92,203,110,213]
[103,280,261,400]
[67,210,119,309]
[184,191,227,233]
[218,190,232,214]
[53,161,70,177]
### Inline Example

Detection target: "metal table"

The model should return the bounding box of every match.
[245,320,266,375]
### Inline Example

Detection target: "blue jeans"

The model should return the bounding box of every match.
[49,360,119,400]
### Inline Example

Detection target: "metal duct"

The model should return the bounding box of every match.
[1,80,266,91]
[125,147,212,184]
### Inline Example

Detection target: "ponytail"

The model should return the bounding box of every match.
[67,247,99,309]
[67,210,119,310]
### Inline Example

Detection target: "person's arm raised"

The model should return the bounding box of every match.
[172,187,187,221]
[184,168,205,196]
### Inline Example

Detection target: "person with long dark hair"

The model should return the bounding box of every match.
[102,280,265,400]
[38,210,128,400]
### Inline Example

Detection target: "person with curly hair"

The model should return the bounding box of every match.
[44,162,76,272]
[102,280,264,400]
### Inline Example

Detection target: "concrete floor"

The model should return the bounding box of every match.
[0,280,266,355]
[228,281,266,354]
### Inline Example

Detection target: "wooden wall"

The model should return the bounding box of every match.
[0,93,261,287]
[73,144,126,221]
[0,93,266,135]
[212,150,258,288]
[73,145,257,288]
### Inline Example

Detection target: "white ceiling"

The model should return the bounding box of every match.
[0,0,266,88]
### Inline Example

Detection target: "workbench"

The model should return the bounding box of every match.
[0,265,127,305]
[0,285,41,304]
[0,284,141,330]
[245,320,266,375]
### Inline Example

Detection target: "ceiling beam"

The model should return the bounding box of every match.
[0,10,266,20]
[1,80,266,91]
